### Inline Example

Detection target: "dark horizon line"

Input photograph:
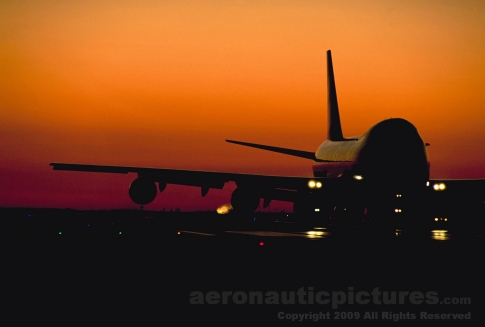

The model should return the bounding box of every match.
[0,206,289,213]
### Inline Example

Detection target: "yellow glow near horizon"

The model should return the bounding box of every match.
[216,204,233,214]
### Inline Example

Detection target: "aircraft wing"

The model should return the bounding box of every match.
[49,163,341,202]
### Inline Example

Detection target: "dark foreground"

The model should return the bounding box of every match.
[1,208,484,324]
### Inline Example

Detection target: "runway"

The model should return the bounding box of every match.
[1,208,484,324]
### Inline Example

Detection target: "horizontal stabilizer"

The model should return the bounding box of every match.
[226,140,348,162]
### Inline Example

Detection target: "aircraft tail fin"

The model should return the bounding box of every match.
[327,50,344,141]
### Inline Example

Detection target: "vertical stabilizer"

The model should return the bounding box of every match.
[327,50,344,141]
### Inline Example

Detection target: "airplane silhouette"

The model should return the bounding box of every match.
[51,50,485,227]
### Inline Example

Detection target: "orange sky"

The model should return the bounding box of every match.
[1,0,484,210]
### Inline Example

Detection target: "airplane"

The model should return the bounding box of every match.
[50,50,485,230]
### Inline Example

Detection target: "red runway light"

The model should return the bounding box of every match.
[259,241,264,246]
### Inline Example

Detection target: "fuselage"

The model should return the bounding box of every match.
[313,118,429,188]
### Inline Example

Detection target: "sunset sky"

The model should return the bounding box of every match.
[1,0,484,211]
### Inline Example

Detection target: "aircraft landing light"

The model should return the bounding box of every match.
[433,217,448,222]
[308,180,322,189]
[433,183,446,191]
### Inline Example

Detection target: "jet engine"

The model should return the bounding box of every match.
[230,188,260,214]
[128,177,157,205]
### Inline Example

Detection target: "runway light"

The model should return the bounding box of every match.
[118,232,122,235]
[396,194,402,198]
[308,180,316,188]
[177,231,181,235]
[394,209,402,213]
[434,218,438,221]
[444,218,448,222]
[426,181,430,187]
[259,241,264,246]
[315,208,320,212]
[353,175,363,180]
[58,231,62,235]
[315,181,322,188]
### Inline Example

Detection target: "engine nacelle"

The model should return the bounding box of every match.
[230,188,260,214]
[129,177,157,205]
